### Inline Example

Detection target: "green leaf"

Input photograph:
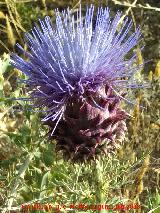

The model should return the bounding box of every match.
[39,171,50,198]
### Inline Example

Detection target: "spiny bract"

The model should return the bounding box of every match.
[11,5,143,161]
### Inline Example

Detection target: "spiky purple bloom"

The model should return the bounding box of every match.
[11,5,143,161]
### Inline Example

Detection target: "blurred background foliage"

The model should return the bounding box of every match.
[0,0,160,213]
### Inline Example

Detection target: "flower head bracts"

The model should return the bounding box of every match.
[10,5,142,134]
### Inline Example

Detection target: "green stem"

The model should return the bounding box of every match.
[94,159,107,213]
[2,154,33,212]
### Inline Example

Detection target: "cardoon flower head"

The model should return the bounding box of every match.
[11,5,143,161]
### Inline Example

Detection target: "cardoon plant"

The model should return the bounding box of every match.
[11,5,143,162]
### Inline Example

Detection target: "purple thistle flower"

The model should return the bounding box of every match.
[11,5,143,161]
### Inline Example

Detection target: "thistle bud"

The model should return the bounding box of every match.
[11,5,143,161]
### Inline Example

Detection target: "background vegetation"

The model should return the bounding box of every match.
[0,0,159,212]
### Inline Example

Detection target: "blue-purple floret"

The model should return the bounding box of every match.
[10,5,142,133]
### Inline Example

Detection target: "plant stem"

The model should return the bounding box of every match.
[94,159,107,213]
[2,154,33,213]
